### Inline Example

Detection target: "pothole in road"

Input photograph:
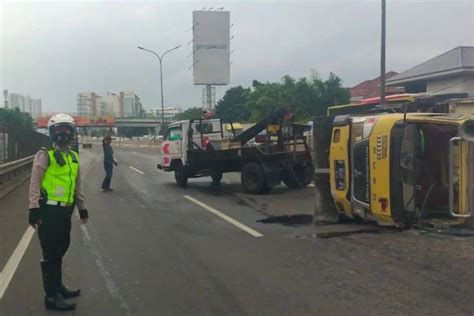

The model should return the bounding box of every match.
[257,214,314,227]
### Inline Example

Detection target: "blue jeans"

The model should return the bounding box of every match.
[102,162,113,190]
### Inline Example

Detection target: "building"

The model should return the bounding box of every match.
[8,92,43,118]
[120,91,143,118]
[350,71,403,102]
[155,106,182,121]
[30,99,42,119]
[9,93,24,111]
[387,46,474,96]
[77,91,144,118]
[77,92,99,117]
[103,93,121,117]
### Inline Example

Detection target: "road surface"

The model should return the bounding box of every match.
[1,147,473,315]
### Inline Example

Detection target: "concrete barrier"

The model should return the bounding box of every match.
[0,156,34,198]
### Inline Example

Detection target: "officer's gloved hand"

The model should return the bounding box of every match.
[79,209,89,224]
[28,208,42,229]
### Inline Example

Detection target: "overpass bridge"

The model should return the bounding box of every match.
[115,118,162,128]
[35,116,165,129]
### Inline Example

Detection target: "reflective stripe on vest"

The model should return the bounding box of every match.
[41,149,79,204]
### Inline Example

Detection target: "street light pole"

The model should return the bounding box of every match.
[380,0,386,106]
[137,45,181,132]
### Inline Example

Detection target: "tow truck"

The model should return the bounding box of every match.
[157,107,314,194]
[314,93,474,227]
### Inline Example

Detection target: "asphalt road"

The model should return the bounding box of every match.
[1,146,474,316]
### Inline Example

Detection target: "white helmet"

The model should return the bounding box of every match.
[47,113,75,129]
[48,113,76,145]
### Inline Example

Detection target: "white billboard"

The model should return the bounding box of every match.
[193,11,230,85]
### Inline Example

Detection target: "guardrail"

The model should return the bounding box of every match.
[0,155,34,198]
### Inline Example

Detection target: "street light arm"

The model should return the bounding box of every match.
[138,46,161,62]
[161,45,181,60]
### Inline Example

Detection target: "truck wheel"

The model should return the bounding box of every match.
[241,162,266,194]
[211,172,222,184]
[283,164,313,189]
[174,162,188,188]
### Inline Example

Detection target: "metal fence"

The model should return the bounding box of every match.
[0,124,50,164]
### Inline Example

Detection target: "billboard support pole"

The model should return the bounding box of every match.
[202,85,216,112]
[206,85,212,111]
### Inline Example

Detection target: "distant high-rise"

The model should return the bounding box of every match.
[30,99,42,119]
[77,92,98,117]
[8,92,42,118]
[9,93,25,111]
[77,91,143,118]
[120,91,143,118]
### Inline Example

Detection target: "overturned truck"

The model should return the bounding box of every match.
[314,94,474,227]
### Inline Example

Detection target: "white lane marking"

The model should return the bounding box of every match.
[76,215,131,314]
[128,166,145,175]
[183,195,263,238]
[0,227,35,299]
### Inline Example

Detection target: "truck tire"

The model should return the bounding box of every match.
[283,164,313,189]
[174,162,188,188]
[241,162,266,194]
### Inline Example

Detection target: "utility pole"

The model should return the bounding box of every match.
[380,0,386,106]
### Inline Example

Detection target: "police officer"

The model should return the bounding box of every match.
[28,114,88,311]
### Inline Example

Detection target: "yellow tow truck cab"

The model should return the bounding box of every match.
[328,112,474,227]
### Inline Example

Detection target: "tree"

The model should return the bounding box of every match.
[215,86,250,123]
[318,72,350,116]
[0,108,33,130]
[241,71,349,122]
[173,107,203,121]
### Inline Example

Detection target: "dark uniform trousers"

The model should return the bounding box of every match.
[101,161,113,190]
[38,205,74,296]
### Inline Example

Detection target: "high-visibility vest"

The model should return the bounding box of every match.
[41,149,79,204]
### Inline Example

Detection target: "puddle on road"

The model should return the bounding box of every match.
[257,214,314,227]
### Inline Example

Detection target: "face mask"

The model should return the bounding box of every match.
[55,132,73,146]
[51,124,74,146]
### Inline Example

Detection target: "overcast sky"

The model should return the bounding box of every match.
[1,0,473,113]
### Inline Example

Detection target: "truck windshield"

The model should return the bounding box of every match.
[398,124,419,212]
[393,123,460,218]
